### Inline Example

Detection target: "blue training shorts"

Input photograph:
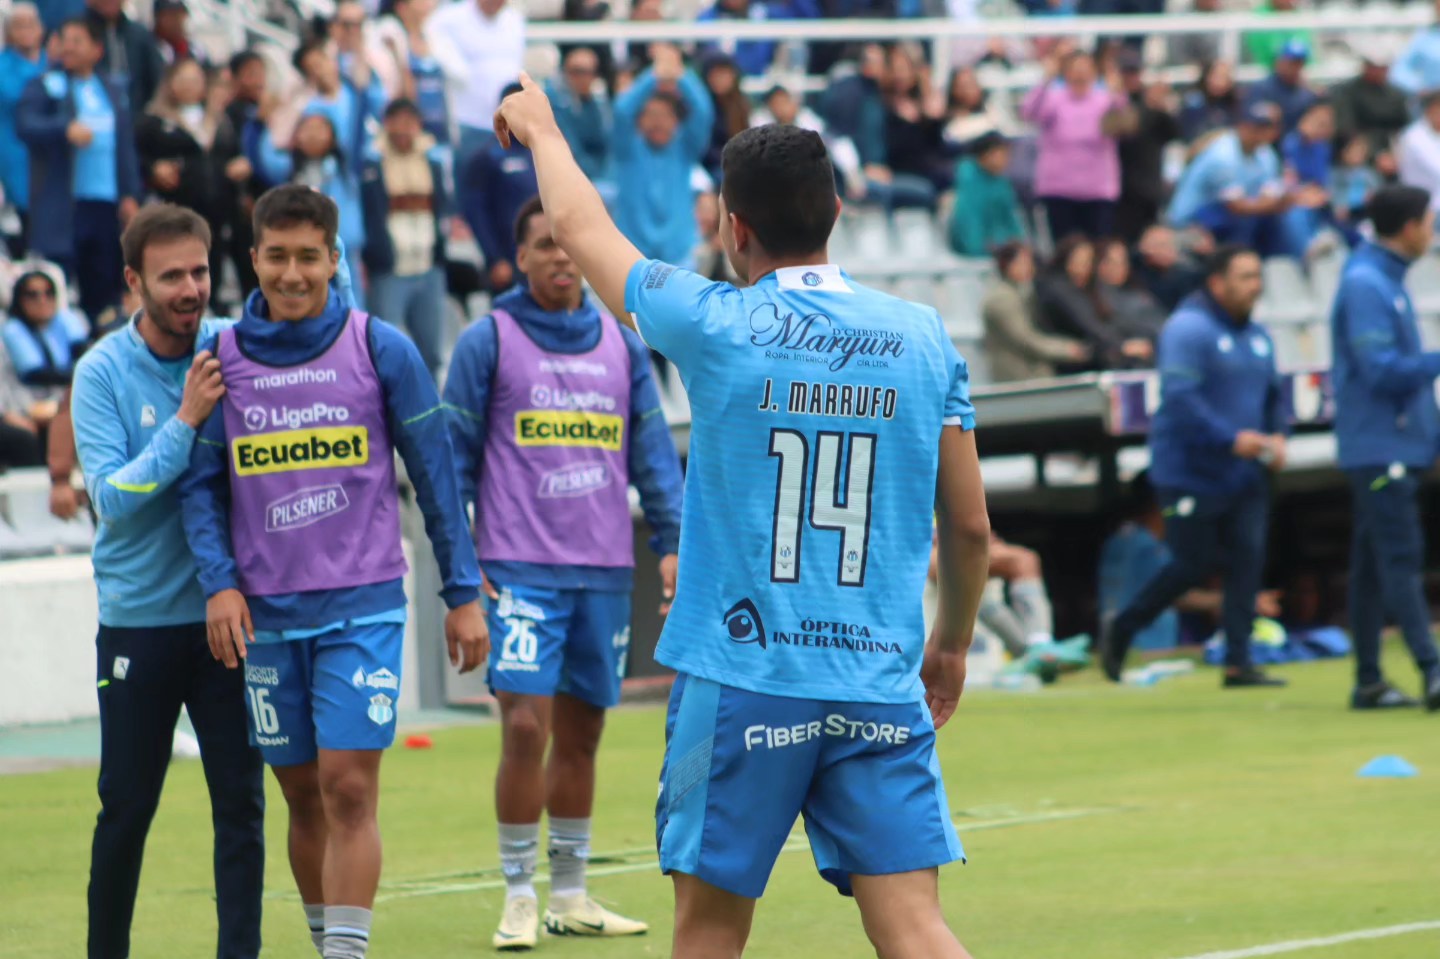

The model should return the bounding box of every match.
[486,583,632,708]
[655,673,964,899]
[242,621,404,766]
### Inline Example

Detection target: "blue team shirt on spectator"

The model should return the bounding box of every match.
[625,259,974,704]
[71,74,117,202]
[2,308,89,384]
[1168,131,1282,226]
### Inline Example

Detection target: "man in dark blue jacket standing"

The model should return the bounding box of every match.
[1102,245,1288,687]
[1331,184,1440,711]
[16,16,139,325]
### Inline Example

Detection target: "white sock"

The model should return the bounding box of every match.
[322,905,371,959]
[499,821,540,901]
[1010,578,1054,643]
[547,817,591,899]
[304,903,325,955]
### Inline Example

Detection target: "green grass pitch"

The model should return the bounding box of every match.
[4,648,1439,958]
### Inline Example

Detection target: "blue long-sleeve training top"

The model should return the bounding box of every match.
[1148,290,1286,497]
[71,315,234,627]
[443,287,684,591]
[179,284,481,632]
[611,68,714,267]
[1330,241,1440,470]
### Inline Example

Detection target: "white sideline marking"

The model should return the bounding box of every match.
[369,806,1125,903]
[1168,920,1440,959]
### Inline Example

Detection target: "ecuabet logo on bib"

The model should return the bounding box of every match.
[514,410,623,451]
[232,426,370,476]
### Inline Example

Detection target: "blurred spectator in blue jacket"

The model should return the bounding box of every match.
[0,4,48,253]
[611,46,712,267]
[2,269,89,390]
[460,82,537,294]
[1389,4,1440,96]
[948,133,1025,257]
[546,47,611,184]
[698,0,819,77]
[1245,39,1317,134]
[1179,60,1243,143]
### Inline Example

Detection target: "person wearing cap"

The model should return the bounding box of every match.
[1243,0,1314,70]
[1115,48,1181,243]
[151,0,208,66]
[1332,47,1409,166]
[1167,101,1321,259]
[1244,38,1318,134]
[1329,184,1440,711]
[460,80,538,296]
[1390,0,1440,97]
[948,132,1025,257]
[1397,90,1440,211]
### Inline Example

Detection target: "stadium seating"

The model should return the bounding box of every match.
[0,470,95,560]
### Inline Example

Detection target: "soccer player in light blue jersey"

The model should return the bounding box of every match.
[494,76,993,958]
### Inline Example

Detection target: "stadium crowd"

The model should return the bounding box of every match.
[5,0,1440,413]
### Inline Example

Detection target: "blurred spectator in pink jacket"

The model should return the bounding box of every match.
[1022,43,1132,241]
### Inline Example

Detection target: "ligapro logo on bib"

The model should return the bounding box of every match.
[243,406,269,431]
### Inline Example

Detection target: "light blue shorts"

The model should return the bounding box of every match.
[655,673,964,899]
[486,584,632,708]
[242,622,403,766]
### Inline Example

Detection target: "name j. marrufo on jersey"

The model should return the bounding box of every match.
[757,378,899,420]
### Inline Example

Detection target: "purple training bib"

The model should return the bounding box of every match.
[219,311,408,596]
[476,308,634,568]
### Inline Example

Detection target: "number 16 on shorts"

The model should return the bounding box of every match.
[243,661,289,750]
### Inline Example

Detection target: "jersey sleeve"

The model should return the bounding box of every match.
[624,258,732,369]
[943,336,976,431]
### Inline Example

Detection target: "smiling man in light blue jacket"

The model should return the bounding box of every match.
[70,203,265,959]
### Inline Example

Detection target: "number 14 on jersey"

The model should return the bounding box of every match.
[768,428,877,588]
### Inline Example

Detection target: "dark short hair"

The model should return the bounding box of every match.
[973,131,1008,157]
[1205,243,1257,278]
[120,202,212,274]
[720,124,837,258]
[252,184,339,250]
[991,240,1030,276]
[229,50,264,75]
[292,37,328,76]
[513,195,546,247]
[9,271,58,322]
[1369,185,1432,237]
[644,89,686,121]
[60,16,103,45]
[383,97,422,121]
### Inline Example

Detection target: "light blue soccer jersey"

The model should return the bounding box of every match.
[626,261,975,704]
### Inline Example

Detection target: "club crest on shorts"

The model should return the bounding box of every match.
[367,693,395,726]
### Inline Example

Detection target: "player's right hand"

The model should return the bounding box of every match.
[1232,429,1269,460]
[493,72,557,149]
[445,600,489,674]
[178,350,225,429]
[921,637,967,731]
[207,589,252,669]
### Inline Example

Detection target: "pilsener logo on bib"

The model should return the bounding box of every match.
[233,426,370,476]
[514,410,623,451]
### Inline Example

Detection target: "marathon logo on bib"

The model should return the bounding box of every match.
[515,410,623,451]
[233,426,369,476]
[265,483,350,531]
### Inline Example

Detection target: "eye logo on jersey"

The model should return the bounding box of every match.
[233,426,369,477]
[802,272,822,287]
[514,410,624,451]
[722,598,767,649]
